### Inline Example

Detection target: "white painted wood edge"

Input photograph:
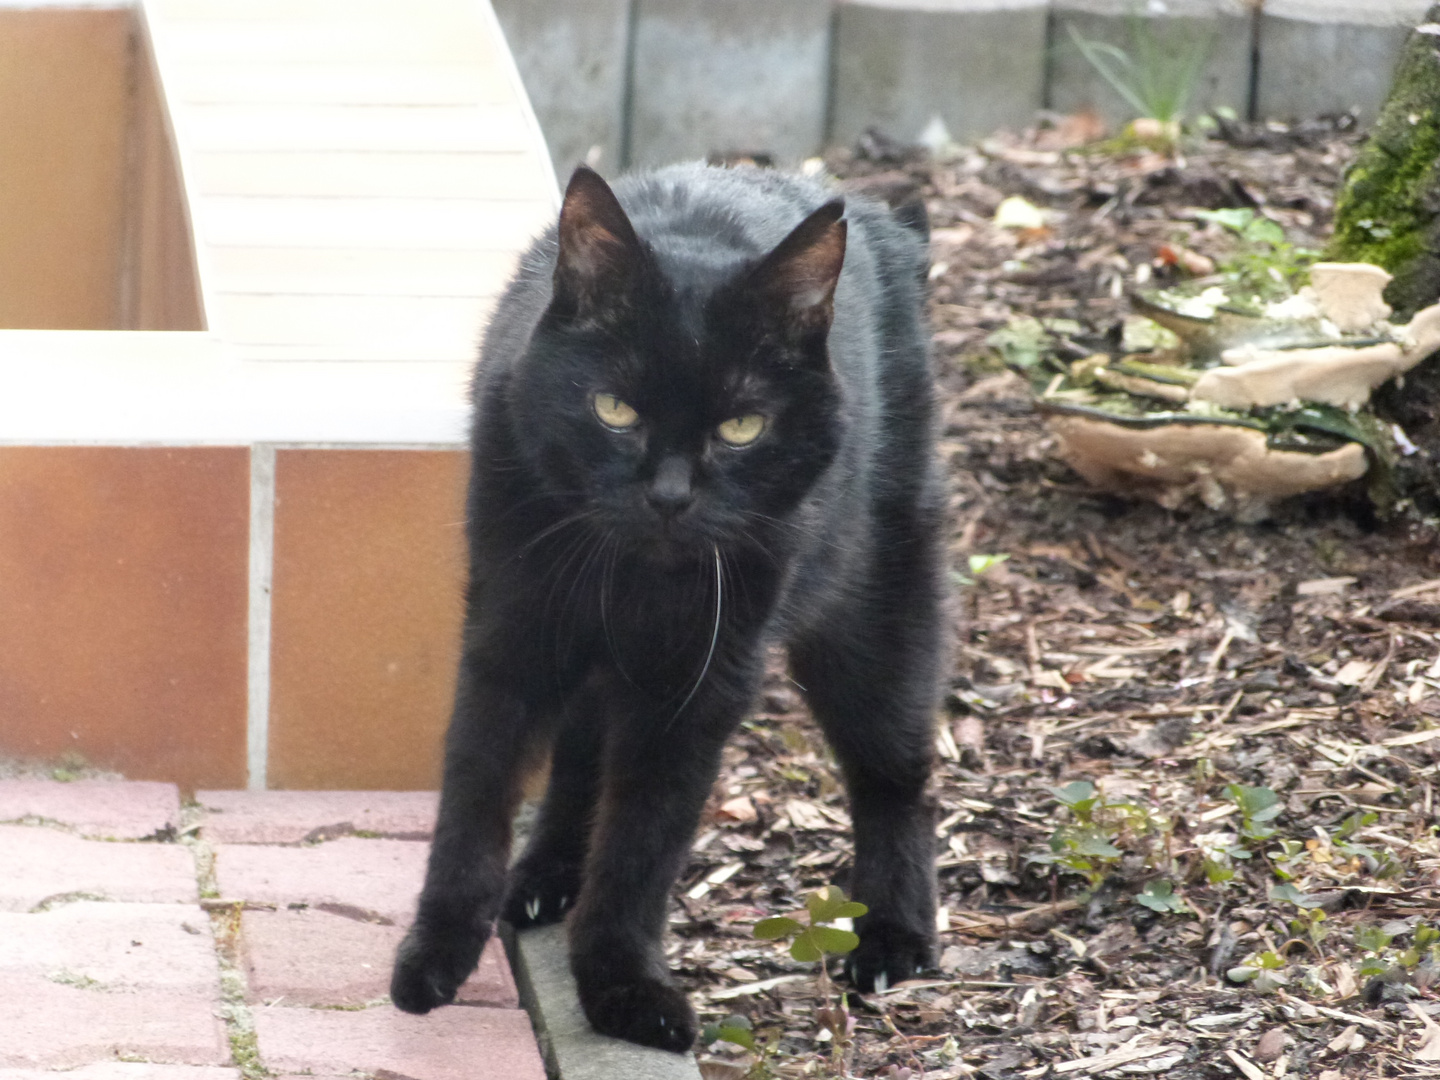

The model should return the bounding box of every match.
[476,0,561,207]
[0,331,471,446]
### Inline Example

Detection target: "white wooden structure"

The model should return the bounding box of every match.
[0,0,558,791]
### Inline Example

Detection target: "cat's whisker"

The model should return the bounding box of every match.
[664,545,723,730]
[513,507,601,558]
[599,532,641,688]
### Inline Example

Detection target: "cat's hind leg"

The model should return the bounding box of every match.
[788,547,945,992]
[503,686,604,927]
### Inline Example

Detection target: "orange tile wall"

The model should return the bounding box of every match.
[267,449,469,789]
[0,446,250,789]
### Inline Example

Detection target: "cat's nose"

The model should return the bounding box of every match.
[646,455,694,517]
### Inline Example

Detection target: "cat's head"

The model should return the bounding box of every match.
[506,166,848,565]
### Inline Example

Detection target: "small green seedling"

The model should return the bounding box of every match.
[1133,879,1188,914]
[755,887,868,1070]
[701,1013,756,1053]
[1355,923,1395,979]
[1192,208,1316,302]
[754,885,867,966]
[1031,780,1170,896]
[1223,783,1282,845]
[1228,949,1288,992]
[954,552,1010,587]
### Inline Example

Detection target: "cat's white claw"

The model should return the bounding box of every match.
[526,897,540,921]
[873,971,889,994]
[559,895,572,912]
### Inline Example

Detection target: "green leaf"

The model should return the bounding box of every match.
[1134,879,1188,914]
[1071,834,1123,858]
[789,934,824,963]
[1195,208,1254,234]
[1203,857,1235,885]
[986,316,1051,370]
[702,1014,755,1051]
[1052,781,1096,808]
[968,553,1010,577]
[754,916,803,941]
[1270,883,1322,909]
[806,886,848,923]
[1257,951,1285,970]
[1243,217,1286,247]
[833,901,869,920]
[808,926,861,956]
[1226,965,1258,983]
[1355,924,1394,953]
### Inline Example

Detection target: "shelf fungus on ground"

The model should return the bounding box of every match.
[1027,263,1440,518]
[1046,412,1369,520]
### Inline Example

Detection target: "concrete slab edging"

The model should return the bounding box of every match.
[502,922,703,1080]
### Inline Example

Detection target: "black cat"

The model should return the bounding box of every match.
[391,163,946,1052]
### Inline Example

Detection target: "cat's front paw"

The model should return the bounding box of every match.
[844,919,935,994]
[390,921,488,1014]
[578,976,697,1052]
[502,856,582,928]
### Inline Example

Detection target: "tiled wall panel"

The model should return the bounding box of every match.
[0,447,249,789]
[268,449,468,790]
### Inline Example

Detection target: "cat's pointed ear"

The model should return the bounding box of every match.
[748,199,847,345]
[551,166,643,323]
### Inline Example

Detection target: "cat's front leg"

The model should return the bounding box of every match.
[504,690,605,928]
[566,685,745,1052]
[391,661,534,1014]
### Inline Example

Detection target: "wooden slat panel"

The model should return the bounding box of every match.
[206,247,521,297]
[142,0,557,365]
[189,151,544,199]
[196,196,549,250]
[161,22,494,65]
[151,0,473,19]
[168,63,509,106]
[210,292,492,349]
[228,341,488,363]
[176,104,531,153]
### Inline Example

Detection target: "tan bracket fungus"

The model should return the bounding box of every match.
[1041,264,1440,517]
[1192,299,1440,410]
[1049,416,1369,520]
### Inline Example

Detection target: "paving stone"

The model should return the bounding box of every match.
[0,825,197,912]
[1048,0,1254,130]
[0,779,180,839]
[196,789,437,844]
[214,837,426,921]
[1257,0,1428,124]
[241,906,516,1008]
[629,0,832,167]
[832,0,1048,149]
[253,1003,546,1080]
[506,923,702,1080]
[0,973,228,1068]
[492,0,631,178]
[0,1067,237,1080]
[0,902,217,990]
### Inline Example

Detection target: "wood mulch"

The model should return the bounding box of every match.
[678,118,1440,1079]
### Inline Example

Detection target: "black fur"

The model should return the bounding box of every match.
[391,163,947,1051]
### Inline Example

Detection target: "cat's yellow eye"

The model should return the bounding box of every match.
[593,393,639,430]
[716,414,766,447]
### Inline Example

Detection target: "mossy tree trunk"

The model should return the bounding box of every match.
[1327,5,1440,321]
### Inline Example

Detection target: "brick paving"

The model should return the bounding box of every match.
[0,780,545,1080]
